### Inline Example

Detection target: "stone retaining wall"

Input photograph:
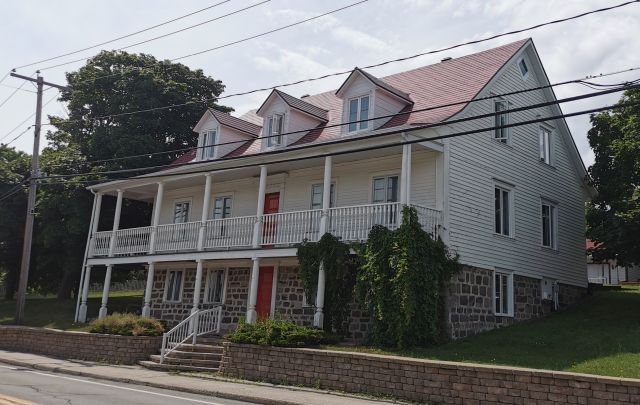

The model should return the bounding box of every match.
[220,342,640,405]
[0,326,161,364]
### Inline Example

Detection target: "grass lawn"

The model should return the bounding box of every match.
[0,290,144,331]
[326,285,640,379]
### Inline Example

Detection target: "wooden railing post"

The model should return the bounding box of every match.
[252,165,268,248]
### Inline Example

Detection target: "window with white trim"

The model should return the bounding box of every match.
[539,126,551,164]
[203,129,217,159]
[164,270,184,303]
[173,201,191,224]
[310,183,336,210]
[348,95,370,132]
[494,271,513,316]
[518,58,529,78]
[494,185,513,236]
[213,196,232,219]
[204,268,226,304]
[494,100,509,143]
[266,114,284,147]
[541,201,558,249]
[372,175,399,203]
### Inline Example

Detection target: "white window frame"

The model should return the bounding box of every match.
[539,126,552,165]
[494,99,509,144]
[493,270,514,317]
[541,199,558,250]
[212,195,233,219]
[203,268,228,304]
[266,113,284,148]
[172,198,192,224]
[163,269,185,303]
[518,57,530,79]
[347,94,371,133]
[371,174,400,204]
[310,182,336,210]
[494,182,514,237]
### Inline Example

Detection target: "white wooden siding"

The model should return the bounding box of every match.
[446,46,589,287]
[194,114,253,160]
[284,109,319,146]
[374,89,406,129]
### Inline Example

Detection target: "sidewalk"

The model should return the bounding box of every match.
[0,350,400,405]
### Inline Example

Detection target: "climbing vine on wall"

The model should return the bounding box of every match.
[297,234,361,333]
[357,207,459,348]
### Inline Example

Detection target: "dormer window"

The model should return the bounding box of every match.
[348,95,370,132]
[203,129,217,159]
[267,113,284,147]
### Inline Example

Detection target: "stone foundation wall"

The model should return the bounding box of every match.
[220,343,640,405]
[0,326,161,364]
[273,266,314,325]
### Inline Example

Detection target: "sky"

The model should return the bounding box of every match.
[0,0,639,167]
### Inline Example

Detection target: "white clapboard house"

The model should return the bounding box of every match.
[76,39,593,344]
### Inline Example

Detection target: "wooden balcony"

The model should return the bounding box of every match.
[88,203,442,258]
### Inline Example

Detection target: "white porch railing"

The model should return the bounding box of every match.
[204,216,254,249]
[90,231,112,257]
[113,226,152,255]
[88,203,443,258]
[261,209,323,246]
[160,306,222,363]
[329,202,402,242]
[154,221,200,252]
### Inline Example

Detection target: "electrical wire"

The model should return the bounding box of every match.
[0,182,28,203]
[42,67,640,170]
[4,126,33,146]
[0,83,36,93]
[61,0,639,98]
[33,98,640,189]
[13,0,233,70]
[38,0,272,71]
[0,91,60,143]
[34,82,639,182]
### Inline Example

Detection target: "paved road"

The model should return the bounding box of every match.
[0,363,256,405]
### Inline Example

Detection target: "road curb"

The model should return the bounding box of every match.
[0,356,310,405]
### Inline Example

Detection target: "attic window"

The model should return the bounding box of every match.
[348,95,370,132]
[267,113,284,147]
[518,58,529,78]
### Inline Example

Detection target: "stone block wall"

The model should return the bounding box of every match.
[273,266,314,325]
[220,343,640,405]
[0,326,161,364]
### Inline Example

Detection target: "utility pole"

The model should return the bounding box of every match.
[10,71,67,324]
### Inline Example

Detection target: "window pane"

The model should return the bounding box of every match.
[495,273,501,313]
[502,275,509,314]
[494,101,507,141]
[267,117,273,136]
[206,130,216,158]
[387,176,399,202]
[174,202,189,223]
[495,188,501,233]
[519,59,528,76]
[502,190,510,235]
[311,184,322,209]
[329,183,336,208]
[542,205,550,246]
[349,99,358,132]
[373,178,385,203]
[360,96,369,130]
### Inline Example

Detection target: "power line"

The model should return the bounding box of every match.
[38,0,272,71]
[0,83,36,93]
[13,0,233,70]
[4,126,33,146]
[43,67,640,170]
[35,82,639,181]
[34,98,640,189]
[60,0,639,102]
[0,91,60,143]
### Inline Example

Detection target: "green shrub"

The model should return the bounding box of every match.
[88,313,165,336]
[227,319,325,347]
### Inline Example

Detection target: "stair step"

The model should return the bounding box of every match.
[172,343,224,353]
[139,360,218,373]
[196,336,226,345]
[149,355,220,367]
[165,350,222,360]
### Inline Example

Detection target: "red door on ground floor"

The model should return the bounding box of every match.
[255,266,274,319]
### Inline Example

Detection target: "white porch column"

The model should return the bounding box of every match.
[318,156,332,235]
[148,182,164,254]
[313,262,326,328]
[108,190,124,257]
[246,257,260,323]
[252,165,268,248]
[98,265,113,319]
[400,144,410,205]
[192,259,204,314]
[77,265,92,323]
[198,174,213,251]
[142,262,155,317]
[406,144,412,204]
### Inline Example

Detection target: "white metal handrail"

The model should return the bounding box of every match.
[261,209,323,245]
[113,226,152,255]
[155,221,200,252]
[160,306,222,363]
[90,231,112,257]
[204,216,255,249]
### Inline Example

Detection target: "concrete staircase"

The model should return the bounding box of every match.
[140,335,224,372]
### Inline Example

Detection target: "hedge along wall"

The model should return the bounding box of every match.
[220,343,640,405]
[0,326,162,364]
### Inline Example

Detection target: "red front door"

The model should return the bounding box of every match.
[256,266,274,319]
[262,192,280,244]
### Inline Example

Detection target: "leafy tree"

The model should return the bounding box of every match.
[586,88,640,265]
[0,145,30,299]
